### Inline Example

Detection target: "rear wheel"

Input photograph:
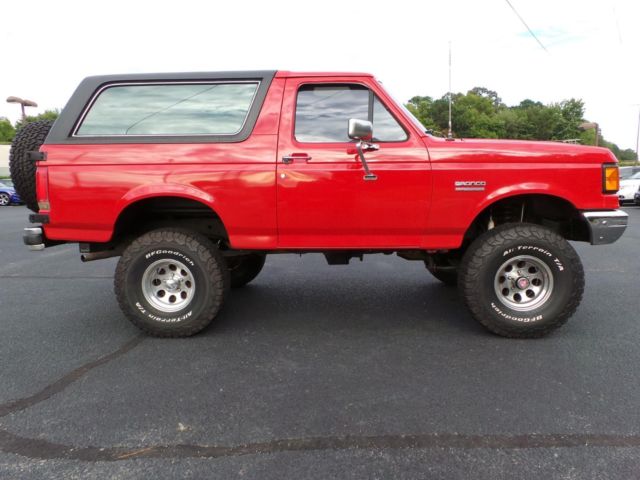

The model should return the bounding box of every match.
[114,228,229,337]
[226,253,266,288]
[458,223,584,338]
[0,193,10,206]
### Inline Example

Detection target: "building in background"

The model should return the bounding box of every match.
[0,145,10,177]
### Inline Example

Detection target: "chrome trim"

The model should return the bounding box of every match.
[24,227,42,234]
[72,80,261,138]
[583,210,629,219]
[582,210,628,245]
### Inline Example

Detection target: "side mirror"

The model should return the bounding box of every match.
[348,119,378,181]
[348,118,373,141]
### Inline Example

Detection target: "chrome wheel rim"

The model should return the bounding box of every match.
[0,194,9,206]
[494,255,554,312]
[141,259,195,313]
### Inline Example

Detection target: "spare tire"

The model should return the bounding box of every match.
[9,120,54,213]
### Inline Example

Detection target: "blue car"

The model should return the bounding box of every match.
[0,180,22,206]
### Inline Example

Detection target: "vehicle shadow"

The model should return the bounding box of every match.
[207,275,483,338]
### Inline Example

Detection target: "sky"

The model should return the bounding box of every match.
[1,0,639,150]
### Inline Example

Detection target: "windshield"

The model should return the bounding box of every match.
[630,172,640,180]
[377,81,429,134]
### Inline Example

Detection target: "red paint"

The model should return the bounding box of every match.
[39,72,619,250]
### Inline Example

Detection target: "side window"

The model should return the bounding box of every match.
[295,84,407,143]
[372,96,408,142]
[295,85,369,142]
[76,82,259,136]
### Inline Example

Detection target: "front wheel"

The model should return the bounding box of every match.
[458,223,584,338]
[0,193,10,206]
[114,229,229,337]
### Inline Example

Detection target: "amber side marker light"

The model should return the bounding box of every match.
[602,164,619,193]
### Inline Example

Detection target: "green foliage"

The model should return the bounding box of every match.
[14,109,60,132]
[0,117,16,142]
[406,88,634,160]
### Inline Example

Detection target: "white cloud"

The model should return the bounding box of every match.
[1,0,638,150]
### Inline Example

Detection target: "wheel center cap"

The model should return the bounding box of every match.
[516,277,530,290]
[165,277,181,291]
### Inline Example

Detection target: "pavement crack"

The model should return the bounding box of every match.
[2,431,640,462]
[0,335,144,418]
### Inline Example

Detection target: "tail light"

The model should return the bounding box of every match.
[36,165,50,211]
[602,164,619,194]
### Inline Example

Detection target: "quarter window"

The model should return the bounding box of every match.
[295,84,407,143]
[76,82,259,136]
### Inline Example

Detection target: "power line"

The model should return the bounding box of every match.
[505,0,548,53]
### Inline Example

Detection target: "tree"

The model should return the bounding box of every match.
[0,117,16,142]
[404,87,634,160]
[14,109,60,132]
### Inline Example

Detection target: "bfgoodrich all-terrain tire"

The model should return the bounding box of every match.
[115,229,230,337]
[226,253,266,288]
[9,120,54,213]
[459,223,584,338]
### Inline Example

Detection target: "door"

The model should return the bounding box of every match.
[276,77,431,249]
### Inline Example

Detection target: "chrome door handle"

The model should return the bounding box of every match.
[282,154,312,164]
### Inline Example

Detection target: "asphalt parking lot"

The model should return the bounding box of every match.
[0,205,639,479]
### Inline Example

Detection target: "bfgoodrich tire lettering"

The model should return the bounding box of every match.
[459,223,584,338]
[115,229,229,337]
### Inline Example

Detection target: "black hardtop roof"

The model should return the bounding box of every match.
[81,70,277,83]
[46,71,277,145]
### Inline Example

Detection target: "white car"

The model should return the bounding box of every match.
[619,171,640,204]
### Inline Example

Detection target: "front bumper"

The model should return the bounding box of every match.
[582,210,628,245]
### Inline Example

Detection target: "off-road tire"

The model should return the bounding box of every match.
[459,223,584,338]
[115,229,229,337]
[9,120,54,212]
[226,253,266,288]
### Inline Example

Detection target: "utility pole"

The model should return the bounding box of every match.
[447,41,453,140]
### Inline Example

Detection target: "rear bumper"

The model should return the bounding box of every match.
[23,217,63,251]
[582,210,628,245]
[23,227,45,251]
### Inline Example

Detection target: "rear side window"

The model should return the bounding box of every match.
[295,84,407,143]
[76,82,259,136]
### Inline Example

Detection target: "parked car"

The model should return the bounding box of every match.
[619,171,640,204]
[620,166,640,180]
[0,180,21,206]
[10,70,627,339]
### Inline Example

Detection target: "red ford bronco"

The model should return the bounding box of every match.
[10,70,627,338]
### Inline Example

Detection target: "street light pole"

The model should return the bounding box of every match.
[579,122,599,147]
[6,96,38,121]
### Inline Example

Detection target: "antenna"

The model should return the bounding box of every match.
[448,41,453,139]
